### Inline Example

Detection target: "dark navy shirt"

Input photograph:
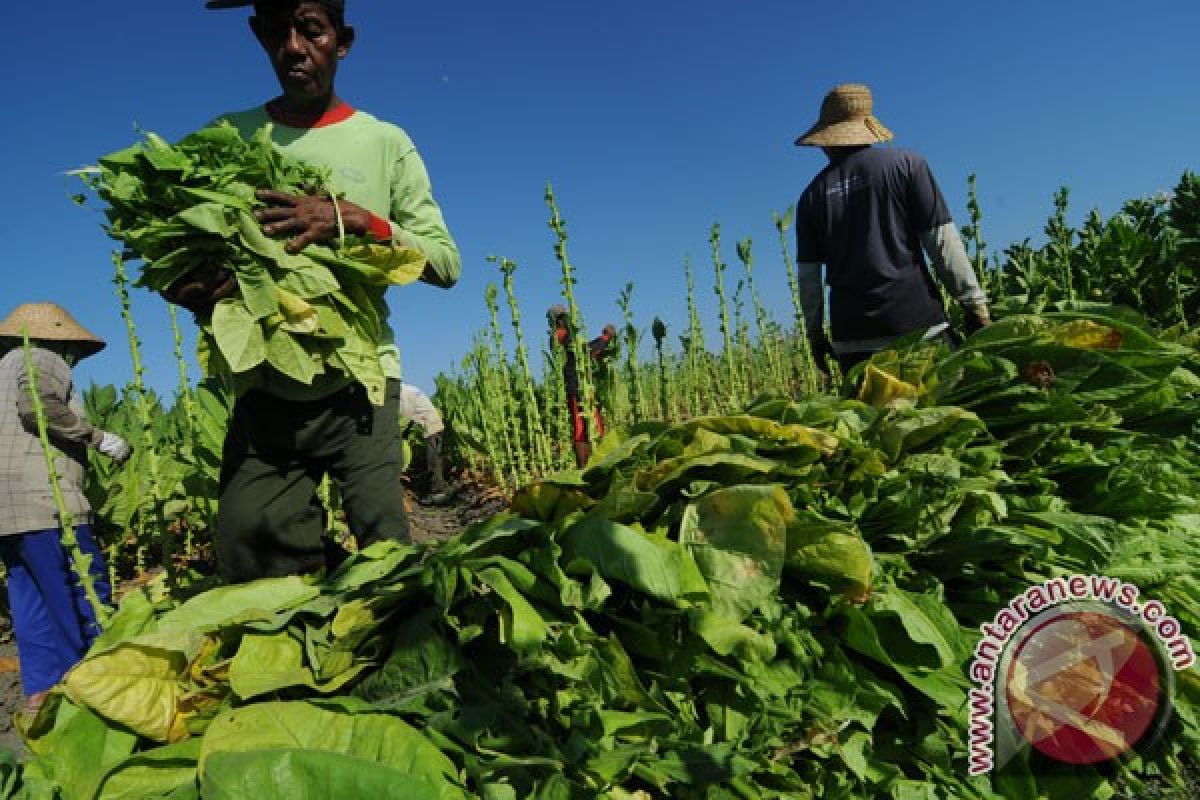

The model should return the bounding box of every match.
[796,147,951,342]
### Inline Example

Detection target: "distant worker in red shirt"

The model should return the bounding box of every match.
[547,306,616,468]
[793,83,990,373]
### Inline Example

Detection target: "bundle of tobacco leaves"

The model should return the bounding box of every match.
[80,123,425,403]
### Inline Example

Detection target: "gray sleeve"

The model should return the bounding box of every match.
[921,222,988,310]
[16,350,102,449]
[797,261,826,336]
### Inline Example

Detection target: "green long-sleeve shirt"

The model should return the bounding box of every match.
[215,103,461,400]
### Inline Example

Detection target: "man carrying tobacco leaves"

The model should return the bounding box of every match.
[165,0,460,582]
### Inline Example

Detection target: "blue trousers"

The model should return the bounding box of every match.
[0,526,111,696]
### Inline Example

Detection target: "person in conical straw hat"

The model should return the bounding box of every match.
[792,83,991,375]
[0,303,131,713]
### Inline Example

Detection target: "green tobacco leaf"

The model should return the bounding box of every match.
[561,515,708,606]
[90,589,158,653]
[275,287,321,334]
[785,512,874,596]
[334,329,388,405]
[510,482,594,522]
[634,742,755,789]
[266,326,319,385]
[79,122,419,396]
[873,406,985,463]
[354,611,464,711]
[679,484,791,620]
[174,202,233,236]
[233,263,280,320]
[839,585,969,711]
[326,540,420,591]
[476,567,549,652]
[436,513,542,560]
[155,575,320,633]
[21,699,138,800]
[276,261,341,299]
[636,451,780,496]
[94,739,201,800]
[211,300,266,373]
[228,632,366,700]
[342,243,428,285]
[688,611,776,661]
[234,210,309,271]
[805,646,905,731]
[582,431,653,480]
[141,140,191,173]
[201,749,443,800]
[199,702,463,799]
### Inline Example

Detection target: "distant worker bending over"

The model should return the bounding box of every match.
[398,382,452,506]
[793,83,990,372]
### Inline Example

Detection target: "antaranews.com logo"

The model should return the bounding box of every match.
[967,574,1196,775]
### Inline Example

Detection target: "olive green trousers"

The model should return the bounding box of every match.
[215,379,410,583]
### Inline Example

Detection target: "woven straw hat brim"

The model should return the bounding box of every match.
[205,0,345,9]
[0,304,106,358]
[795,116,894,147]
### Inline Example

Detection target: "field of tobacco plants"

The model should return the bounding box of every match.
[1,122,1199,799]
[440,175,1200,489]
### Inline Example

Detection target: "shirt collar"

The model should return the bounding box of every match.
[265,100,355,129]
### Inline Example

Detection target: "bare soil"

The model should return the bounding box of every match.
[408,480,508,543]
[0,619,23,758]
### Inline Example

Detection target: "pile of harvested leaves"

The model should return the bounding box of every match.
[78,124,426,403]
[3,310,1199,799]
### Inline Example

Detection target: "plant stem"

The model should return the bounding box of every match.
[20,331,110,627]
[113,252,175,590]
[710,223,741,411]
[493,256,551,476]
[546,184,599,449]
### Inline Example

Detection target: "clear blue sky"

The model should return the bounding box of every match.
[6,1,1199,398]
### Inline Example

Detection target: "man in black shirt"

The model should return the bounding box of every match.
[793,84,990,371]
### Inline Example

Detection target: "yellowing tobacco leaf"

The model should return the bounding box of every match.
[343,244,427,286]
[64,643,191,742]
[1049,319,1123,350]
[857,364,920,409]
[785,518,874,598]
[331,599,378,642]
[684,415,839,456]
[275,287,320,334]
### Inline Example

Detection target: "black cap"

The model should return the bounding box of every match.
[205,0,344,9]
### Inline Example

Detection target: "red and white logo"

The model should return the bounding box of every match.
[1004,610,1162,765]
[966,576,1193,776]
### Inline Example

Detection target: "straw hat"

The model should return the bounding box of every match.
[795,83,894,147]
[0,303,106,358]
[205,0,345,9]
